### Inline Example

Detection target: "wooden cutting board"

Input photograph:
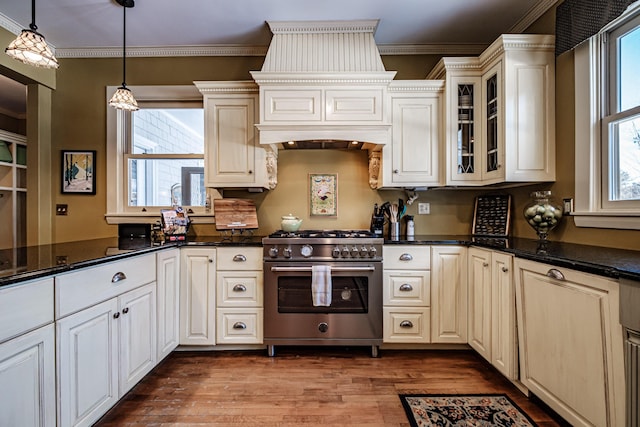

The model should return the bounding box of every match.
[214,198,259,230]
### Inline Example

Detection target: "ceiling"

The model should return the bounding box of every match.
[0,0,558,117]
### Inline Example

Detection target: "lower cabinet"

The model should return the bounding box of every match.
[0,324,56,427]
[180,248,216,345]
[57,283,157,427]
[467,248,517,380]
[431,246,467,343]
[514,258,625,427]
[157,249,180,360]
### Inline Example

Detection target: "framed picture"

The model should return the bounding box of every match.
[309,173,337,216]
[61,150,96,194]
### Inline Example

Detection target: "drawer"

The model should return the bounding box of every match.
[263,89,321,122]
[216,308,263,344]
[56,254,156,318]
[0,278,54,343]
[216,271,263,307]
[383,245,430,270]
[383,307,431,343]
[384,271,430,306]
[216,247,262,271]
[326,89,383,122]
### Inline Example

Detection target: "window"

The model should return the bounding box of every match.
[106,85,209,223]
[574,2,640,229]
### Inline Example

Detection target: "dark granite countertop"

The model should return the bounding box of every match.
[2,234,639,287]
[0,235,264,287]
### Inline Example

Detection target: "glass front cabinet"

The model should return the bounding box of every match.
[429,34,555,186]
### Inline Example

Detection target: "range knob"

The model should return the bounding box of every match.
[283,247,292,258]
[350,246,359,257]
[318,322,329,333]
[268,246,279,258]
[368,246,378,258]
[360,246,368,257]
[332,246,341,258]
[341,246,350,257]
[300,244,313,258]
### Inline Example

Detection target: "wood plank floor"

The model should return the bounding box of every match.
[95,347,566,426]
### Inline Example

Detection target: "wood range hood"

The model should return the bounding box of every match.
[250,20,397,151]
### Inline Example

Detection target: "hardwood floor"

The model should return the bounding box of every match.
[95,347,564,426]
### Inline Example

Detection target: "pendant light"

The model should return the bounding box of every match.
[5,0,58,69]
[109,0,138,111]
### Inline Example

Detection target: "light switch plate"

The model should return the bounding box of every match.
[418,203,430,215]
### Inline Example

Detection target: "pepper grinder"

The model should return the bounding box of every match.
[405,215,415,239]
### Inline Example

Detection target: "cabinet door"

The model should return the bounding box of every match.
[204,96,257,186]
[515,259,624,427]
[0,324,55,427]
[386,95,440,186]
[431,246,467,343]
[446,76,483,185]
[57,299,119,427]
[490,251,516,380]
[480,62,504,183]
[180,248,216,345]
[156,249,180,361]
[467,248,491,360]
[118,283,157,396]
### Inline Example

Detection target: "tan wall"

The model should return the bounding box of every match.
[33,9,640,250]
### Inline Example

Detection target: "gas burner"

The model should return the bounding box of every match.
[268,229,377,239]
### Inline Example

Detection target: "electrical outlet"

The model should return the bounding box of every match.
[418,202,430,215]
[56,204,68,215]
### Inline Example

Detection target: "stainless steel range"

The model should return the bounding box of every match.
[262,230,383,357]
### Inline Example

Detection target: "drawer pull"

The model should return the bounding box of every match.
[546,268,565,281]
[233,322,247,330]
[399,253,413,261]
[233,254,247,262]
[111,272,127,283]
[501,266,509,273]
[399,320,414,328]
[399,283,413,292]
[113,312,120,319]
[232,284,247,292]
[483,262,489,267]
[122,307,129,314]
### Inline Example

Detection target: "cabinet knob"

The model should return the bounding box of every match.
[233,254,247,262]
[122,307,129,314]
[483,262,489,267]
[501,266,509,273]
[399,253,413,261]
[233,322,247,330]
[113,312,120,319]
[232,284,247,292]
[111,272,127,283]
[399,320,414,328]
[393,169,399,174]
[208,258,213,263]
[399,283,414,292]
[248,170,253,174]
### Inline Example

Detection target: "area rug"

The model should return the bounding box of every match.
[399,394,537,427]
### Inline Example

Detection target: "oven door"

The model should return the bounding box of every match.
[263,261,382,342]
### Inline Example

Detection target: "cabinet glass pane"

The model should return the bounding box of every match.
[457,84,475,174]
[16,168,26,189]
[16,191,26,247]
[486,75,499,172]
[0,141,12,163]
[0,165,11,187]
[15,145,26,166]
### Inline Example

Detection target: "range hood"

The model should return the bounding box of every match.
[250,20,397,150]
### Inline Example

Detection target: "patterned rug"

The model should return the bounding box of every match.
[399,394,537,427]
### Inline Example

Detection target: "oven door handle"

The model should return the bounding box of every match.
[270,266,376,272]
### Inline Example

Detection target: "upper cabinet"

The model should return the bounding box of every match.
[428,34,556,186]
[195,82,277,190]
[378,81,444,188]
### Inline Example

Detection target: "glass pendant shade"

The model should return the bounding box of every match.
[109,86,139,111]
[5,28,58,69]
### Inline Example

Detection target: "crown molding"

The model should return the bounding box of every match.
[508,0,559,33]
[378,43,487,55]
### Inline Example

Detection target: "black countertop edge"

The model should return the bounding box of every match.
[2,235,640,287]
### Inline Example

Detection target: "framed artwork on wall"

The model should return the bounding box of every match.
[309,173,337,216]
[61,150,96,194]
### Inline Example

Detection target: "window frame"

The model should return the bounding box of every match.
[574,1,640,230]
[106,85,212,224]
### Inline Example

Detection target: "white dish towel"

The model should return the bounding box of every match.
[311,265,332,306]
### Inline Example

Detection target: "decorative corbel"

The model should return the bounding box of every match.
[265,147,278,190]
[368,151,381,190]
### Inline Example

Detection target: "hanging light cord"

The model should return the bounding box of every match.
[121,4,127,88]
[29,0,38,32]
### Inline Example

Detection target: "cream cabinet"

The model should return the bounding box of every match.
[428,34,555,186]
[56,254,157,427]
[381,81,444,188]
[216,247,264,344]
[180,247,216,345]
[0,278,55,427]
[156,249,180,361]
[467,247,517,380]
[382,245,431,343]
[514,258,625,427]
[430,246,467,343]
[195,82,273,189]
